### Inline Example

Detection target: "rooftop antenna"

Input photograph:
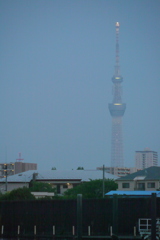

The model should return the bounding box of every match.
[16,152,24,162]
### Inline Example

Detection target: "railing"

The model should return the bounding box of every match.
[138,218,160,239]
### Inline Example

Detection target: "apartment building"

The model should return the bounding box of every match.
[135,148,158,169]
[0,162,37,178]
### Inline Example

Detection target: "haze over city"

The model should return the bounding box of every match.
[0,0,160,171]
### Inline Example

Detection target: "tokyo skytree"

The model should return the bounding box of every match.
[108,22,126,167]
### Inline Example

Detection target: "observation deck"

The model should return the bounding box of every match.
[112,75,123,83]
[108,103,126,117]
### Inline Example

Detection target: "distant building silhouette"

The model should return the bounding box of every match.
[0,153,37,178]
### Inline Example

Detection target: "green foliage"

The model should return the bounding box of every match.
[77,167,84,170]
[63,179,118,199]
[29,181,56,193]
[51,167,56,170]
[36,196,53,200]
[0,187,35,201]
[0,192,10,201]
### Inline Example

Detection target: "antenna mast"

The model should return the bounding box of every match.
[16,152,24,162]
[115,22,120,76]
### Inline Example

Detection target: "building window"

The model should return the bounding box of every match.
[147,182,155,188]
[122,183,130,188]
[137,183,145,190]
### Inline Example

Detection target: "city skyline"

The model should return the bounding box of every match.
[0,0,160,170]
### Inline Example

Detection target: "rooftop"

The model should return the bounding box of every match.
[0,169,118,183]
[116,166,160,181]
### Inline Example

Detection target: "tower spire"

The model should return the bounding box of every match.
[115,22,120,77]
[112,22,122,83]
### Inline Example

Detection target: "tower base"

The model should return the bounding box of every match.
[111,116,124,167]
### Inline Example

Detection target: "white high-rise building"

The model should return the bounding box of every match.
[135,148,158,169]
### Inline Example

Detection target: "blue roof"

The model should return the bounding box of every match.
[105,191,160,196]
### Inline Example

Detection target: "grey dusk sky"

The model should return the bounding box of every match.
[0,0,160,170]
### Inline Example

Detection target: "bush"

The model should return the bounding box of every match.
[0,187,35,200]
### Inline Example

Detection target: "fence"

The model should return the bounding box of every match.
[0,194,159,239]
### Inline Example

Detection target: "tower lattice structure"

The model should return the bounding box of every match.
[108,22,126,167]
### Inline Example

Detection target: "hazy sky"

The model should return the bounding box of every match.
[0,0,160,170]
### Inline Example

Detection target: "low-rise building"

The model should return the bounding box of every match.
[0,169,118,194]
[116,166,160,191]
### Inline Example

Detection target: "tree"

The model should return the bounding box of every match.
[63,179,118,199]
[51,167,56,170]
[77,167,84,170]
[0,187,35,201]
[29,181,56,193]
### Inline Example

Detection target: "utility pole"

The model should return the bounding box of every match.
[3,163,14,192]
[6,171,7,191]
[102,165,105,198]
[4,164,8,191]
[5,147,8,191]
